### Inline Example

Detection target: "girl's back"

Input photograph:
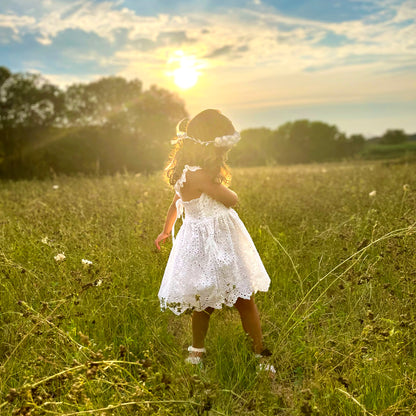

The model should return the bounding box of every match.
[176,166,238,207]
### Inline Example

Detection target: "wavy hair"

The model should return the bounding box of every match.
[165,109,235,186]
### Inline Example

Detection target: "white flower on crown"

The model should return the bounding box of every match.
[213,131,241,147]
[171,131,241,148]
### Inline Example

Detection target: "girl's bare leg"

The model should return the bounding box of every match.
[191,307,215,356]
[234,297,263,354]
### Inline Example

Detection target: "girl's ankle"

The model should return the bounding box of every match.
[254,348,272,358]
[185,346,206,365]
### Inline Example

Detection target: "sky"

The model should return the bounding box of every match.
[0,0,415,137]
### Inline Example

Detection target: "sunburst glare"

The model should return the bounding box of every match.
[168,51,201,90]
[173,66,198,89]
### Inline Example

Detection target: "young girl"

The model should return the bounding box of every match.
[155,109,272,366]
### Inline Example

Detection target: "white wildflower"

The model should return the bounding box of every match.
[52,185,59,190]
[41,237,49,244]
[81,259,93,265]
[94,279,103,286]
[403,184,410,192]
[369,190,377,197]
[54,253,66,261]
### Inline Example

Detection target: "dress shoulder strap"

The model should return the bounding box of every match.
[174,165,202,196]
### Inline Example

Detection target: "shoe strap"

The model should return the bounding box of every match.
[188,346,206,353]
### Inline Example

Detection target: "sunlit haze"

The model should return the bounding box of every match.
[0,0,415,136]
[169,51,200,89]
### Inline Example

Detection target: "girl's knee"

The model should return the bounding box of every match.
[234,296,255,312]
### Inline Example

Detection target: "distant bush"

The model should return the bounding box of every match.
[380,129,407,145]
[360,141,416,160]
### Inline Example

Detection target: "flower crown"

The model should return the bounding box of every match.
[171,118,240,148]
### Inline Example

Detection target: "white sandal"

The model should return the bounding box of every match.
[185,346,206,365]
[255,349,276,375]
[257,361,276,374]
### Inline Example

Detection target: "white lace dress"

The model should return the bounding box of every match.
[158,165,270,315]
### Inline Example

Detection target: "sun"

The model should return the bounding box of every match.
[173,66,198,89]
[169,51,200,90]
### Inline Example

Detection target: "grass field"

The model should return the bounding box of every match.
[0,161,415,415]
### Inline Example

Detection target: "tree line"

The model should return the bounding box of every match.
[229,123,411,167]
[0,66,412,179]
[0,67,187,179]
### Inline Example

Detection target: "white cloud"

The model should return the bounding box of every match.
[0,0,414,132]
[40,71,103,88]
[1,0,414,71]
[394,0,416,22]
[0,2,185,44]
[35,36,52,45]
[0,13,36,35]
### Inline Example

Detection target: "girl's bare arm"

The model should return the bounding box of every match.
[192,170,238,207]
[155,193,180,250]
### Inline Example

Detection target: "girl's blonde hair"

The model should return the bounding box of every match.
[165,109,235,186]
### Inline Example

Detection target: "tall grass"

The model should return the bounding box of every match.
[1,161,415,415]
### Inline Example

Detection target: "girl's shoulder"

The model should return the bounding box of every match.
[175,165,215,192]
[183,164,202,174]
[183,166,212,184]
[175,165,204,193]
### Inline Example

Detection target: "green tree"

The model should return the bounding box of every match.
[308,121,344,161]
[0,66,11,85]
[269,119,353,163]
[380,129,407,145]
[0,69,64,176]
[0,69,188,178]
[64,76,143,127]
[347,134,365,156]
[228,128,273,167]
[46,81,187,175]
[124,85,188,171]
[0,71,64,129]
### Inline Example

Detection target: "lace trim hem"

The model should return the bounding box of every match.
[159,286,269,316]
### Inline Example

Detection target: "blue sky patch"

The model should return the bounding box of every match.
[260,0,383,22]
[316,32,352,47]
[0,30,123,76]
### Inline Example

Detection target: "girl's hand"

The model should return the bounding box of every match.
[155,232,170,250]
